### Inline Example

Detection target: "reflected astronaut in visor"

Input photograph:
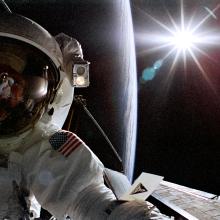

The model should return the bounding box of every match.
[0,71,24,121]
[0,9,170,220]
[0,38,56,136]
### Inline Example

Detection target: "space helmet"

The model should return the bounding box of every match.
[0,12,64,137]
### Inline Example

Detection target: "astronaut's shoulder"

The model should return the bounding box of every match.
[49,130,84,157]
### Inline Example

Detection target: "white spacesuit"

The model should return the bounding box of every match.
[0,12,170,220]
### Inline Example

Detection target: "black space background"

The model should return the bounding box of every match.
[132,0,220,195]
[4,0,220,195]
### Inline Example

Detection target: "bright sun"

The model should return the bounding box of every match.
[172,31,198,50]
[138,0,220,82]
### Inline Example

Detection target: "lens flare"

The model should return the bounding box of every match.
[137,0,220,88]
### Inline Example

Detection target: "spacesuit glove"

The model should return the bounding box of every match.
[107,200,171,220]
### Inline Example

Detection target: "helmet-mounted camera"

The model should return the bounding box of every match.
[72,54,90,88]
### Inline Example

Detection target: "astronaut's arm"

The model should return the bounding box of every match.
[22,131,112,219]
[23,131,169,220]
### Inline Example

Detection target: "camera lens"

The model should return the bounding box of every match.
[77,66,86,75]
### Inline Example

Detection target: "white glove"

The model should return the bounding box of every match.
[107,200,171,220]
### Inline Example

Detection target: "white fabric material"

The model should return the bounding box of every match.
[20,124,116,219]
[0,123,116,219]
[0,122,170,219]
[104,168,131,199]
[108,201,171,220]
[55,33,83,75]
[0,168,22,219]
[45,73,74,128]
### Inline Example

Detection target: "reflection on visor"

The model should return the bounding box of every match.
[0,72,15,99]
[0,37,59,137]
[0,65,29,125]
[0,66,25,122]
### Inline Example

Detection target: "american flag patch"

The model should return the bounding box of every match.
[49,130,83,157]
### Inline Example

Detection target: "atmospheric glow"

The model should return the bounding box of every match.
[138,0,220,85]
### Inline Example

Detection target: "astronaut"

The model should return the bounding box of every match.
[0,11,170,220]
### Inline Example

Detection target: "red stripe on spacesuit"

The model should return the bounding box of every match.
[58,132,82,157]
[59,138,79,153]
[64,141,82,157]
